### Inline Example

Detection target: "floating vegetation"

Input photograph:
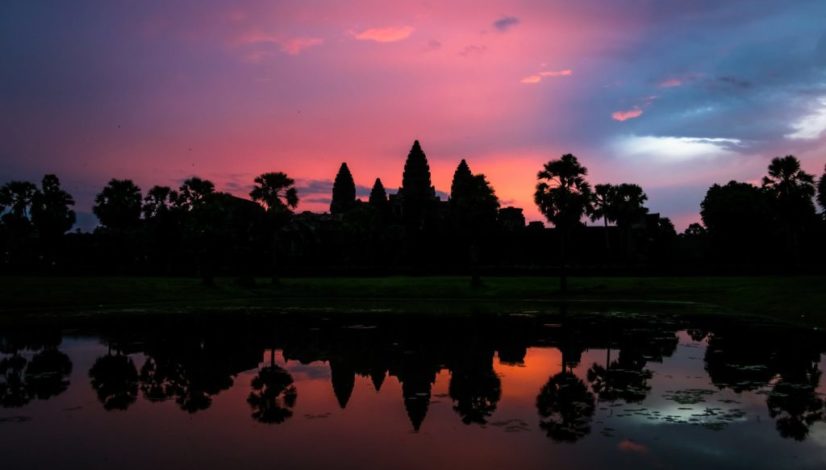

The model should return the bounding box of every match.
[662,388,716,405]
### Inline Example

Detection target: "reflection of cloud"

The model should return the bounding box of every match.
[352,26,414,43]
[786,98,826,140]
[618,439,648,454]
[612,108,643,121]
[493,16,520,32]
[613,135,741,162]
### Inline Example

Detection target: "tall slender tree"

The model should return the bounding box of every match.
[142,186,176,220]
[174,177,215,211]
[589,183,616,253]
[31,175,75,238]
[816,164,826,216]
[762,155,816,265]
[612,183,648,261]
[0,181,38,223]
[534,154,591,292]
[330,163,356,215]
[250,172,299,283]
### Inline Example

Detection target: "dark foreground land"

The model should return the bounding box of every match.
[1,275,824,327]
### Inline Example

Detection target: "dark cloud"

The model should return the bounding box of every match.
[493,16,519,32]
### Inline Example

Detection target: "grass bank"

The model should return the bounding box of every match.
[1,275,824,326]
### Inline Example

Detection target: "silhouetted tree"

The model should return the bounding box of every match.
[250,172,299,283]
[613,183,648,261]
[534,154,592,292]
[31,175,75,238]
[0,181,38,267]
[331,163,357,215]
[174,177,214,211]
[400,140,435,230]
[93,179,142,231]
[142,185,177,219]
[701,181,772,264]
[450,160,499,286]
[0,181,37,222]
[818,165,826,215]
[762,155,817,266]
[589,183,616,252]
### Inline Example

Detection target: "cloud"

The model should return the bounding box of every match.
[493,16,520,32]
[459,44,487,57]
[280,37,324,55]
[658,78,683,88]
[521,69,572,84]
[234,31,323,56]
[352,26,414,43]
[612,108,643,121]
[786,98,826,140]
[612,135,742,163]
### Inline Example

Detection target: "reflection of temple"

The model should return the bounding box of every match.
[4,314,825,442]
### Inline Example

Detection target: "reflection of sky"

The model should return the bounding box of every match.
[2,1,826,230]
[1,332,826,468]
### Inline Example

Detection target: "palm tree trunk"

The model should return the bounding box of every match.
[271,231,280,285]
[559,227,568,293]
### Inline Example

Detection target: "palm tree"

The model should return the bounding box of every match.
[534,154,592,292]
[0,181,38,230]
[816,164,826,216]
[761,155,816,266]
[589,183,616,253]
[612,183,648,261]
[250,172,299,283]
[92,179,142,231]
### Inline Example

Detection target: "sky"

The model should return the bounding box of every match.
[2,0,826,231]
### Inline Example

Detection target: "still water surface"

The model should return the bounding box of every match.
[1,312,825,469]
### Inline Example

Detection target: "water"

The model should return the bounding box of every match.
[1,312,825,469]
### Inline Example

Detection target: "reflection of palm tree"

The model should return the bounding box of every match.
[139,357,185,402]
[247,350,297,424]
[25,348,72,400]
[89,353,139,411]
[587,349,652,404]
[449,367,501,425]
[536,371,595,442]
[767,348,824,441]
[767,373,824,441]
[0,354,30,408]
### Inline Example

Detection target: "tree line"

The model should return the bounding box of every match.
[1,141,825,283]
